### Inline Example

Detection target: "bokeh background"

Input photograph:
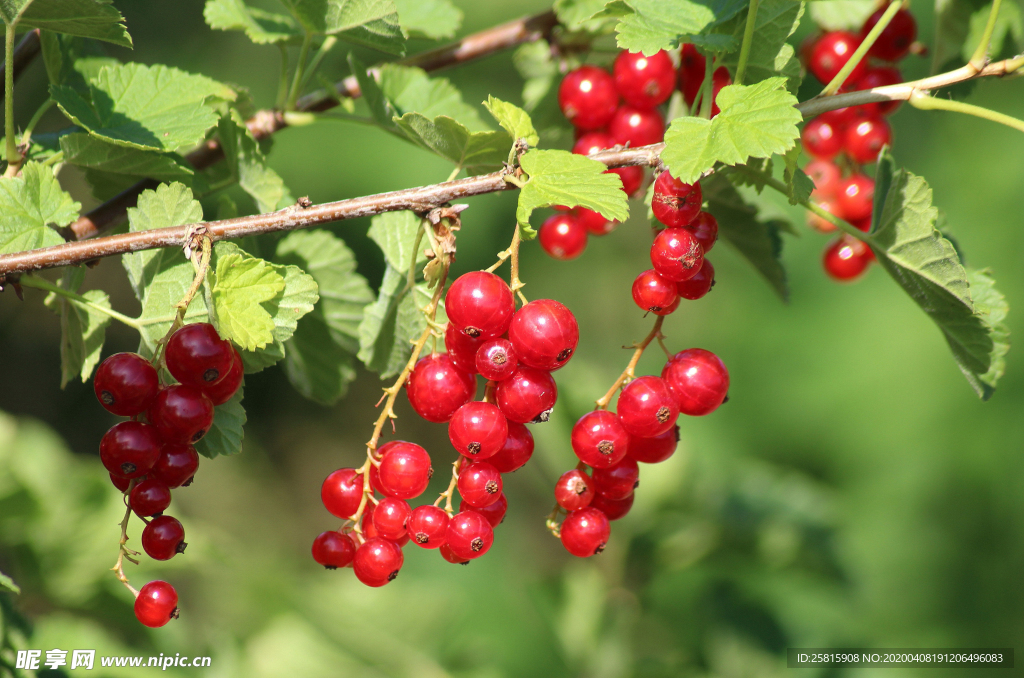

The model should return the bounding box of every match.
[2,0,1023,676]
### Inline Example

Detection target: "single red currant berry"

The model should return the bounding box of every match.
[440,543,469,564]
[539,213,588,261]
[610,165,645,196]
[801,117,843,160]
[590,491,634,521]
[147,385,214,445]
[130,478,172,517]
[408,505,450,549]
[475,338,518,382]
[353,538,404,587]
[819,100,868,129]
[321,467,363,519]
[445,271,515,340]
[836,173,875,222]
[486,421,534,473]
[571,410,630,469]
[311,531,356,569]
[627,426,679,464]
[574,207,615,236]
[632,269,680,316]
[555,469,595,511]
[460,492,507,527]
[151,443,199,489]
[496,367,558,423]
[444,322,483,374]
[110,472,131,492]
[94,352,159,416]
[572,131,615,157]
[805,159,842,199]
[862,7,917,62]
[592,458,640,501]
[852,67,903,116]
[509,299,579,371]
[449,401,508,459]
[165,323,233,388]
[844,117,892,164]
[560,508,611,557]
[100,421,162,479]
[368,455,388,494]
[142,515,186,560]
[678,44,707,106]
[677,258,715,300]
[617,376,680,438]
[558,65,619,131]
[609,105,665,148]
[823,236,873,281]
[663,349,730,416]
[134,581,178,628]
[406,353,476,423]
[457,460,503,508]
[652,171,703,228]
[201,346,243,405]
[687,211,718,253]
[360,511,379,540]
[373,497,412,541]
[808,32,867,85]
[446,510,494,560]
[613,49,676,109]
[651,227,704,282]
[808,197,840,233]
[378,442,433,499]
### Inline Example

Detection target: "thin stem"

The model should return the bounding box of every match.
[19,274,142,328]
[698,54,715,119]
[4,24,19,177]
[969,0,1004,70]
[276,44,290,110]
[301,36,337,90]
[20,98,53,149]
[909,90,1024,133]
[41,150,62,167]
[445,165,462,182]
[110,479,140,597]
[433,457,464,515]
[822,0,902,95]
[405,223,426,293]
[286,33,313,110]
[508,227,527,306]
[595,315,666,409]
[734,0,760,86]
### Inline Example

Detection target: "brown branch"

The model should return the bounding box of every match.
[0,28,40,100]
[68,10,558,241]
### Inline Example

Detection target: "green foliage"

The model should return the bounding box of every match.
[0,162,81,254]
[357,268,443,378]
[485,96,540,147]
[38,31,115,92]
[613,0,749,55]
[9,0,131,47]
[554,0,621,30]
[512,40,557,112]
[195,388,247,458]
[367,210,427,270]
[0,571,17,594]
[392,0,462,39]
[782,145,814,205]
[808,0,875,31]
[211,253,287,351]
[378,64,488,130]
[933,0,989,69]
[718,0,803,89]
[204,0,304,44]
[42,267,112,388]
[60,133,195,183]
[393,114,509,175]
[280,0,405,54]
[218,115,294,213]
[961,0,1024,61]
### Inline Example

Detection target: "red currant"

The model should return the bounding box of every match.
[677,258,715,300]
[165,323,233,388]
[560,508,610,557]
[446,510,494,560]
[609,106,665,148]
[539,213,588,261]
[844,117,892,164]
[801,117,843,160]
[823,236,873,281]
[440,543,469,564]
[110,473,131,492]
[558,65,619,131]
[475,339,517,382]
[613,49,676,109]
[449,401,508,459]
[406,353,476,423]
[679,44,707,105]
[592,458,639,500]
[134,581,178,628]
[662,348,730,416]
[652,171,702,228]
[617,376,679,437]
[321,467,363,519]
[201,346,243,405]
[687,211,718,253]
[836,173,875,221]
[100,421,162,479]
[151,443,199,489]
[378,442,432,499]
[94,352,159,416]
[627,426,679,464]
[457,460,503,508]
[496,366,558,424]
[862,7,917,62]
[571,410,630,469]
[147,385,214,445]
[808,32,867,85]
[574,207,615,236]
[142,515,186,560]
[613,166,646,196]
[572,132,644,197]
[460,492,507,527]
[509,299,579,371]
[444,322,483,374]
[651,227,704,282]
[353,537,404,587]
[311,531,356,569]
[372,497,411,541]
[408,505,449,548]
[852,67,903,116]
[805,159,842,199]
[590,491,634,521]
[555,469,595,511]
[130,477,172,517]
[486,421,534,473]
[445,271,515,340]
[632,269,680,316]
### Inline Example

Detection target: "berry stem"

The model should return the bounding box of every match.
[969,0,1004,72]
[3,24,19,178]
[734,0,761,87]
[110,479,140,597]
[821,0,903,96]
[19,98,54,151]
[17,275,143,329]
[509,226,528,306]
[286,32,313,111]
[908,90,1024,134]
[433,456,464,515]
[698,53,715,119]
[595,315,666,410]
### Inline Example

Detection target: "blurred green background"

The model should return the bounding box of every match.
[2,0,1023,676]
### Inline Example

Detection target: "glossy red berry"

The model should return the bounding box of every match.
[824,236,873,281]
[651,227,704,282]
[372,497,412,541]
[687,211,718,253]
[808,32,867,85]
[151,443,199,489]
[539,213,588,261]
[628,426,679,464]
[571,410,630,469]
[444,322,483,374]
[590,492,634,521]
[509,299,579,371]
[311,531,356,569]
[679,46,731,115]
[445,271,515,340]
[852,67,903,116]
[449,401,508,459]
[408,505,449,548]
[805,159,842,199]
[100,421,162,479]
[496,367,557,423]
[94,352,159,416]
[440,543,469,564]
[862,7,917,62]
[446,510,494,560]
[801,117,843,160]
[555,469,595,511]
[819,100,869,129]
[652,171,702,228]
[560,508,611,557]
[110,473,131,492]
[617,376,679,437]
[147,385,214,445]
[142,515,186,560]
[609,105,665,148]
[612,165,645,196]
[353,538,404,587]
[475,339,517,382]
[572,131,614,157]
[378,442,432,499]
[165,323,233,389]
[130,478,172,517]
[663,349,730,416]
[677,258,715,300]
[632,269,680,316]
[836,173,875,222]
[457,460,503,508]
[844,117,892,164]
[321,467,363,519]
[134,581,178,628]
[406,353,476,423]
[574,207,615,236]
[613,49,676,109]
[559,65,619,130]
[486,421,534,473]
[592,458,640,501]
[201,346,243,405]
[461,492,507,527]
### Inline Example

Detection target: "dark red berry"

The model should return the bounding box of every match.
[408,505,449,548]
[574,207,615,235]
[457,460,503,508]
[613,49,676,109]
[509,299,579,371]
[94,353,159,416]
[446,510,494,560]
[805,159,842,199]
[628,426,679,464]
[590,491,634,521]
[201,346,243,405]
[573,131,615,157]
[836,173,875,221]
[687,211,718,253]
[449,401,508,459]
[445,271,515,340]
[496,367,557,423]
[632,269,680,316]
[130,478,172,517]
[539,213,588,260]
[440,543,469,564]
[134,581,178,628]
[147,385,214,445]
[100,421,162,479]
[802,117,843,160]
[862,7,917,62]
[460,492,507,527]
[321,467,364,519]
[555,469,595,511]
[571,410,630,469]
[353,538,404,586]
[372,497,411,541]
[378,442,433,499]
[652,172,702,228]
[558,65,619,130]
[444,322,483,374]
[406,353,476,423]
[475,339,517,382]
[486,421,534,473]
[560,508,610,557]
[824,236,873,281]
[679,44,707,106]
[844,117,892,164]
[617,376,679,437]
[651,227,704,282]
[165,323,233,388]
[677,258,715,300]
[609,105,664,148]
[592,458,639,501]
[663,348,730,416]
[611,165,645,196]
[312,531,356,569]
[808,32,867,85]
[110,473,131,492]
[852,67,903,117]
[142,515,186,560]
[151,443,199,489]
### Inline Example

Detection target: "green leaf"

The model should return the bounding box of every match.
[280,0,405,54]
[484,96,539,147]
[393,113,509,174]
[808,0,875,31]
[513,40,557,112]
[367,210,427,272]
[964,268,1009,398]
[194,388,246,458]
[218,115,293,212]
[378,63,488,131]
[516,149,629,237]
[42,267,112,388]
[204,0,304,44]
[961,0,1024,62]
[347,52,399,132]
[51,62,235,153]
[211,253,287,351]
[0,162,81,255]
[662,77,802,184]
[615,0,749,55]
[718,0,803,89]
[284,311,358,404]
[554,0,619,29]
[782,145,814,206]
[17,0,131,47]
[392,0,462,39]
[933,0,988,69]
[38,30,114,91]
[0,570,18,594]
[60,133,195,183]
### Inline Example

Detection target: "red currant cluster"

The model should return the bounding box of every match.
[93,322,242,627]
[313,271,578,584]
[800,7,918,281]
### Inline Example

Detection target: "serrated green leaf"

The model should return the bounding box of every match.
[513,40,557,112]
[615,0,749,55]
[194,387,246,458]
[211,253,287,351]
[961,0,1023,62]
[348,52,399,132]
[367,210,427,272]
[782,145,814,206]
[0,162,81,254]
[554,0,619,29]
[0,570,18,594]
[484,96,539,147]
[16,0,131,47]
[218,115,293,212]
[60,133,195,183]
[516,149,629,236]
[964,268,1009,398]
[393,0,462,39]
[42,267,112,388]
[662,77,801,183]
[204,0,304,44]
[379,63,487,131]
[280,0,405,54]
[719,0,803,89]
[38,30,112,92]
[51,62,235,153]
[808,0,874,30]
[394,113,509,174]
